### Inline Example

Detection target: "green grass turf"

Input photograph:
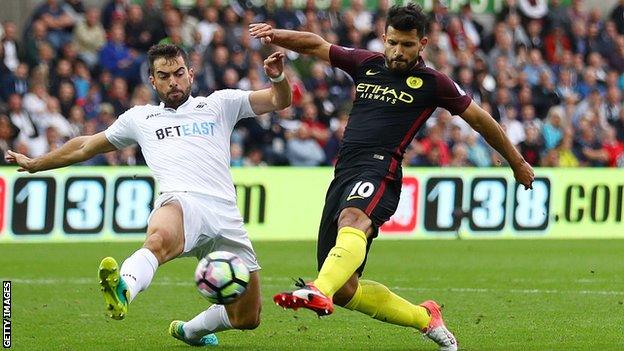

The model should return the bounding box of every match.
[1,240,623,351]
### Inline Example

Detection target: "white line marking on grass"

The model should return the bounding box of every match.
[391,286,624,296]
[7,278,624,296]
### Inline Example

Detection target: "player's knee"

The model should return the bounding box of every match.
[338,208,372,232]
[143,231,173,263]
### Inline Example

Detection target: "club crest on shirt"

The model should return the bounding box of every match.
[406,76,423,89]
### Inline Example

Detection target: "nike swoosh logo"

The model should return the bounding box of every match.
[365,69,380,76]
[346,195,364,201]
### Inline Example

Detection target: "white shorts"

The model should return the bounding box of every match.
[149,191,260,272]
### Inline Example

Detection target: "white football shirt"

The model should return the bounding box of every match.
[104,90,256,203]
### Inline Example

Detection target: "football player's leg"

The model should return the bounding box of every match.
[182,271,261,341]
[336,274,431,330]
[273,203,372,316]
[339,278,457,350]
[99,201,185,319]
[124,201,185,300]
[313,207,372,297]
[225,270,261,329]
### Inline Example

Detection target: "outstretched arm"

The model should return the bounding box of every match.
[249,23,331,63]
[249,51,292,115]
[5,132,117,173]
[460,101,535,189]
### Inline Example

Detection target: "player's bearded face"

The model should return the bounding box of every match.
[383,26,426,73]
[150,56,194,109]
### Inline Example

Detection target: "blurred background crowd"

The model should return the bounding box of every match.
[1,0,624,168]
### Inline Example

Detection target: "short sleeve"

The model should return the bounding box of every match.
[211,89,256,130]
[329,45,381,77]
[104,110,138,149]
[434,73,472,116]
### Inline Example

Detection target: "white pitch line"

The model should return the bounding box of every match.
[391,286,624,296]
[5,278,623,296]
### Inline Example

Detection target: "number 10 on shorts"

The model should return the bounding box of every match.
[347,181,375,201]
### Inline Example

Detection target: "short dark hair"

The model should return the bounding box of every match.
[147,44,190,75]
[386,3,429,37]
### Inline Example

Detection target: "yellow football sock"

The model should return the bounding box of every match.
[344,280,431,330]
[313,226,367,297]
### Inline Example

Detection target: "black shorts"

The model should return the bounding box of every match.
[316,165,402,275]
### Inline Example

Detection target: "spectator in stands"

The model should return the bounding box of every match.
[450,143,472,167]
[72,7,105,68]
[197,6,220,51]
[98,24,143,87]
[125,5,153,53]
[447,16,474,53]
[32,0,75,50]
[222,7,244,50]
[300,101,330,147]
[523,49,551,87]
[29,41,53,87]
[506,12,529,48]
[230,143,244,167]
[41,97,73,139]
[602,125,624,167]
[273,0,304,30]
[50,58,73,95]
[130,84,155,106]
[501,105,525,146]
[141,0,165,40]
[118,145,139,166]
[607,35,624,73]
[542,107,565,150]
[459,3,483,48]
[286,124,325,166]
[244,147,267,167]
[465,133,492,167]
[1,62,29,101]
[57,81,76,117]
[568,0,588,26]
[7,93,46,157]
[532,71,560,118]
[67,105,84,137]
[573,88,606,128]
[2,21,20,72]
[611,0,624,34]
[576,68,604,99]
[104,77,130,116]
[488,28,516,69]
[101,0,126,31]
[574,119,608,166]
[0,114,17,164]
[525,19,543,51]
[544,26,571,65]
[23,20,48,69]
[546,0,571,32]
[22,83,49,117]
[519,124,544,166]
[412,125,450,167]
[324,111,347,166]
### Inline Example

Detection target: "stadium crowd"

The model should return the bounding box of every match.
[1,0,624,168]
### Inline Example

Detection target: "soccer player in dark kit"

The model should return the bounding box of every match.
[250,4,534,350]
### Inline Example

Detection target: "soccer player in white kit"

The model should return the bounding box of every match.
[5,44,292,346]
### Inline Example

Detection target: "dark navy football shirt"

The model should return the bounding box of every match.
[329,45,472,174]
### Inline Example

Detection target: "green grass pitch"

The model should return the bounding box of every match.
[1,239,623,350]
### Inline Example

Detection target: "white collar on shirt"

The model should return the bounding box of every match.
[158,95,195,112]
